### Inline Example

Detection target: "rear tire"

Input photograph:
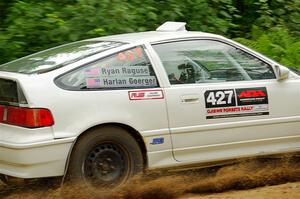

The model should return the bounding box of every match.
[65,126,143,190]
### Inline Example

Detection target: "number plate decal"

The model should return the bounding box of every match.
[205,87,269,119]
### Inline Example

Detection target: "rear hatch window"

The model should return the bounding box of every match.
[0,41,124,74]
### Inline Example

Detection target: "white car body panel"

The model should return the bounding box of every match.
[0,25,299,178]
[0,138,73,178]
[163,80,300,163]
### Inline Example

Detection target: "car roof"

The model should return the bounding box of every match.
[89,21,226,46]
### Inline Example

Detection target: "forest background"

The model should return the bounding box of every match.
[0,0,300,70]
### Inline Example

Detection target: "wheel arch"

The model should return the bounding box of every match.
[62,122,148,183]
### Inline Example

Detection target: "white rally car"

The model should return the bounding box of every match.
[0,22,299,187]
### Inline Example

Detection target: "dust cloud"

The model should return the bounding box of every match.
[1,153,300,199]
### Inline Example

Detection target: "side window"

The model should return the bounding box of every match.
[152,40,276,84]
[56,46,159,90]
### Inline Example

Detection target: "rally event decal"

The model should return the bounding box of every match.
[205,87,269,119]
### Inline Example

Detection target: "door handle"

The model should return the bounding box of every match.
[180,94,200,103]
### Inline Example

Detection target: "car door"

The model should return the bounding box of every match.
[152,39,300,164]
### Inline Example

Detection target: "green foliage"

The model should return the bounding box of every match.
[0,0,299,69]
[235,27,300,69]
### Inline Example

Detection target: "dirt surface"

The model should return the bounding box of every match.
[185,182,300,199]
[1,154,300,199]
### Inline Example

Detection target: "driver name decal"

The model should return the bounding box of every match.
[205,87,269,119]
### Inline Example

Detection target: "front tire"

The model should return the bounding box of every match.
[66,126,144,189]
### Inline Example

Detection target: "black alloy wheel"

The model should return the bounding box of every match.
[83,142,130,187]
[66,126,144,190]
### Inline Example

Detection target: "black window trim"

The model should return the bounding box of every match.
[54,44,161,91]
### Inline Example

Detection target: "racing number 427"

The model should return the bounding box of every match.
[205,89,236,108]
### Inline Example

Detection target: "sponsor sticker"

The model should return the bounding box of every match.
[150,137,164,145]
[117,47,143,62]
[236,87,268,106]
[128,89,164,100]
[205,87,269,119]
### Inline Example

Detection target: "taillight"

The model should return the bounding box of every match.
[0,105,54,128]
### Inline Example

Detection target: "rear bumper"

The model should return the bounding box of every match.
[0,138,75,178]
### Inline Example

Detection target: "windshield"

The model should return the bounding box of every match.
[0,41,124,74]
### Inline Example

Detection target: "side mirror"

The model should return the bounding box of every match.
[275,65,290,80]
